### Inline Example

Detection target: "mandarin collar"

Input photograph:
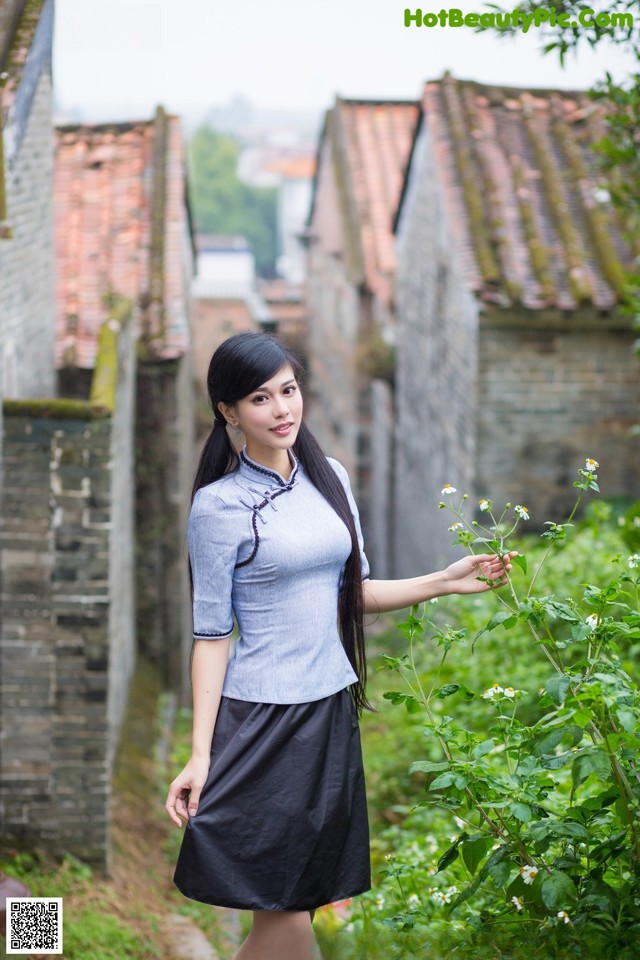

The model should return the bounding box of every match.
[238,447,299,488]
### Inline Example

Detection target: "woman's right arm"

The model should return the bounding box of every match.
[165,637,231,827]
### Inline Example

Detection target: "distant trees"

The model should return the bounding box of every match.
[188,126,278,278]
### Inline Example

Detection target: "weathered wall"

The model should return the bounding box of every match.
[477,323,640,522]
[395,121,479,577]
[0,313,136,870]
[0,1,55,402]
[135,355,194,702]
[369,378,394,579]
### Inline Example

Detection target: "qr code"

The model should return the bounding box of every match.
[6,898,63,955]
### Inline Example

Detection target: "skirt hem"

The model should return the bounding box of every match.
[172,881,372,913]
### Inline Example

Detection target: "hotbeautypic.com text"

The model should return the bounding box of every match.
[404,6,634,31]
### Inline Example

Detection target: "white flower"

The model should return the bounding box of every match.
[514,504,530,520]
[629,554,640,569]
[585,613,600,630]
[503,686,516,698]
[592,187,610,205]
[441,483,457,496]
[431,889,448,905]
[482,684,504,699]
[479,498,491,511]
[429,597,439,604]
[557,910,571,924]
[374,894,385,910]
[454,816,466,829]
[519,865,538,885]
[407,893,420,909]
[585,458,599,472]
[511,895,524,911]
[448,522,463,532]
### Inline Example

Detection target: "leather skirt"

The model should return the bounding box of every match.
[173,688,371,911]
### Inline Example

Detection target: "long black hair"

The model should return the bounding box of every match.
[192,331,369,714]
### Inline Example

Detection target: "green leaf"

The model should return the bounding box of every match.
[437,839,462,872]
[435,683,461,698]
[430,772,457,790]
[461,837,494,876]
[486,611,518,631]
[540,870,577,910]
[408,760,450,774]
[472,739,496,759]
[510,802,532,823]
[532,724,583,757]
[545,675,572,706]
[512,554,527,574]
[572,750,611,789]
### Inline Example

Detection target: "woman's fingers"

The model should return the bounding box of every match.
[165,779,189,827]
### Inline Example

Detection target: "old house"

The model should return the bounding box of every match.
[55,109,196,697]
[394,75,639,576]
[0,105,196,870]
[306,98,419,576]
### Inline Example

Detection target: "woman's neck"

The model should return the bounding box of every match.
[244,444,293,481]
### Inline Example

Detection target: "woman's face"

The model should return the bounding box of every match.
[218,362,303,463]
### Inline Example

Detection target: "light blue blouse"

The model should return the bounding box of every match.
[188,448,370,704]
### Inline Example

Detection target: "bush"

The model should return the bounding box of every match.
[320,460,640,959]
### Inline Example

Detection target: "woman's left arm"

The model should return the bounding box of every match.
[363,552,516,614]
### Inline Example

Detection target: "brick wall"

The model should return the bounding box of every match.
[395,124,479,577]
[477,323,640,522]
[0,311,136,870]
[0,64,55,401]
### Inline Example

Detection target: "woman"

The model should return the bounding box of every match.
[165,332,513,960]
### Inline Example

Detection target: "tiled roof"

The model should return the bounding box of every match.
[402,74,630,311]
[309,98,420,307]
[55,109,192,369]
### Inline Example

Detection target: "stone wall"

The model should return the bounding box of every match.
[395,122,479,577]
[0,309,136,870]
[477,322,640,522]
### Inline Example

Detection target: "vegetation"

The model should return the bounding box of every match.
[189,126,278,278]
[316,463,640,959]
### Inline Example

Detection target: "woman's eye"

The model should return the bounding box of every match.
[284,385,297,396]
[252,396,267,404]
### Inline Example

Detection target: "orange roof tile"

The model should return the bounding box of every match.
[55,111,192,369]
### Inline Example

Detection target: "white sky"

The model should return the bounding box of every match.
[54,0,638,122]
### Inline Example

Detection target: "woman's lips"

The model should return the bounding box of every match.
[271,422,293,435]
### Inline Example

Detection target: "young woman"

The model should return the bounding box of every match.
[165,332,513,960]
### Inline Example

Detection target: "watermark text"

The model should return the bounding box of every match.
[404,7,634,31]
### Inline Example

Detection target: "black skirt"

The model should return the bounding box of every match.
[173,688,371,912]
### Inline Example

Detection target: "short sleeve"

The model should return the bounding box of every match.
[328,458,370,581]
[188,494,239,640]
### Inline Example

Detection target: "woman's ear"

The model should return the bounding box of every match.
[217,402,238,428]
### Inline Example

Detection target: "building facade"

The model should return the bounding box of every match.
[394,76,639,575]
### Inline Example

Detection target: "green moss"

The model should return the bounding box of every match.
[550,113,628,299]
[3,397,109,420]
[89,300,133,412]
[522,110,592,305]
[511,156,556,302]
[441,78,501,286]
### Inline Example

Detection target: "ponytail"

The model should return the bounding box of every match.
[294,423,370,715]
[191,416,238,503]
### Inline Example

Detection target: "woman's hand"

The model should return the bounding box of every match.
[442,551,517,595]
[165,756,210,827]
